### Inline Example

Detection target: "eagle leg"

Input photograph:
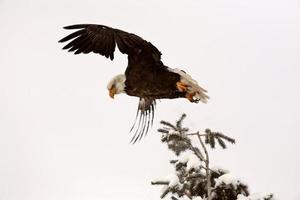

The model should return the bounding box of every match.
[176,81,188,92]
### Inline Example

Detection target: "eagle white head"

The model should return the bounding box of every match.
[107,74,126,98]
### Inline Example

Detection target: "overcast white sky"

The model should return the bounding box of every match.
[0,0,300,199]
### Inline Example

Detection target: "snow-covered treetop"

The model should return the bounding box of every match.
[152,114,274,200]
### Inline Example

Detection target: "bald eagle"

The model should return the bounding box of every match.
[59,24,209,143]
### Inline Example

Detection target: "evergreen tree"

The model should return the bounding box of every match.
[152,114,275,200]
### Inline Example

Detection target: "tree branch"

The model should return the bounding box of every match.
[151,181,169,185]
[186,133,206,137]
[196,132,212,200]
[160,187,170,198]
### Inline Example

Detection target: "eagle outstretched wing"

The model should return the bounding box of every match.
[59,24,162,63]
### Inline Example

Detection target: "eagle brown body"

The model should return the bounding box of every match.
[59,24,208,143]
[125,62,183,99]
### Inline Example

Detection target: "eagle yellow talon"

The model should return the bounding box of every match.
[176,81,188,92]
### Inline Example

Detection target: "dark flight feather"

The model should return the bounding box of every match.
[59,24,161,62]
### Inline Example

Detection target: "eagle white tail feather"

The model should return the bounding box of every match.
[171,68,209,103]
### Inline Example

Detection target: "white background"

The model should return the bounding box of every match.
[0,0,300,199]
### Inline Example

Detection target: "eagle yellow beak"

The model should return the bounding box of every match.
[109,87,117,99]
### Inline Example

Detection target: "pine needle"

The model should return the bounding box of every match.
[215,132,235,144]
[160,120,177,130]
[216,137,227,149]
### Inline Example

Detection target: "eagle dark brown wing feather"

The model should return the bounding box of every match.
[59,24,162,62]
